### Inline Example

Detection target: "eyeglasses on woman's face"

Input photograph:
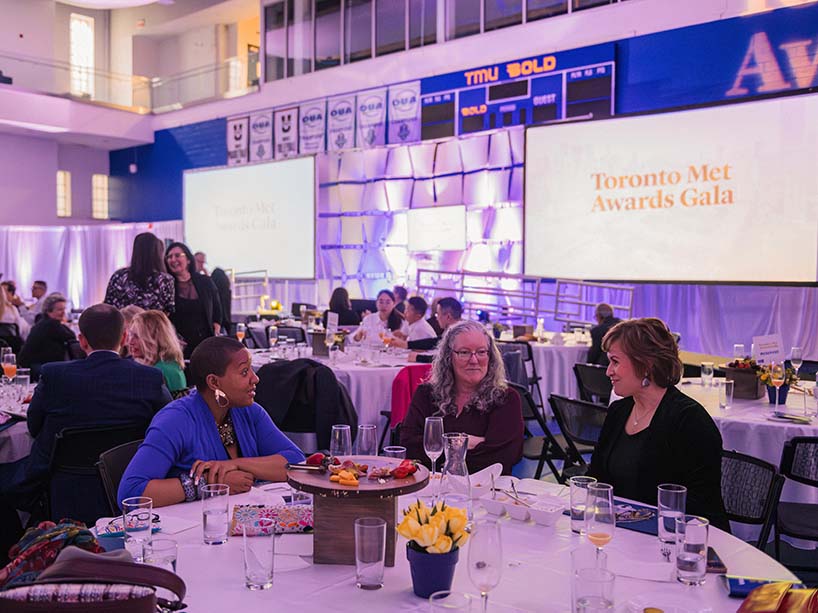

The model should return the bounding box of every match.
[452,349,489,361]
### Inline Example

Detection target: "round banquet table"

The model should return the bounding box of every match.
[0,421,32,464]
[529,338,590,411]
[680,378,818,546]
[155,481,798,613]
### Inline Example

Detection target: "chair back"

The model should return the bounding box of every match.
[391,364,432,428]
[0,322,22,353]
[64,339,86,360]
[248,325,268,349]
[49,424,149,526]
[509,381,547,432]
[721,449,783,548]
[573,363,612,405]
[548,394,607,448]
[779,436,818,488]
[97,439,143,514]
[277,326,307,344]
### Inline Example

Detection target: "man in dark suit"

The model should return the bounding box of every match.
[587,303,622,366]
[0,303,171,512]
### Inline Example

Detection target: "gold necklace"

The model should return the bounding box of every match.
[632,404,657,426]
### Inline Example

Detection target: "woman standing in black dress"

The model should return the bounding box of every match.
[164,242,222,358]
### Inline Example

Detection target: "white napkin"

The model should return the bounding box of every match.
[157,515,199,535]
[468,463,503,498]
[277,533,313,557]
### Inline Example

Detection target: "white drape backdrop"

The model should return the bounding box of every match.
[0,221,183,310]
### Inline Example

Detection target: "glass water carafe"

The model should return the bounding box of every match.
[440,432,472,517]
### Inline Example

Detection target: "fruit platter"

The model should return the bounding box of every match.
[287,454,429,566]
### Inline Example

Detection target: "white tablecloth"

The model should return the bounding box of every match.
[0,421,32,464]
[529,341,590,408]
[152,482,797,612]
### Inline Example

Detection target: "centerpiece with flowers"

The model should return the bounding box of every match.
[396,499,469,598]
[756,363,799,405]
[724,357,764,400]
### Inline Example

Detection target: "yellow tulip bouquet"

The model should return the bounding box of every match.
[396,499,469,555]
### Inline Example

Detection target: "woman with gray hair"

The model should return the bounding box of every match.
[400,320,524,474]
[18,293,76,378]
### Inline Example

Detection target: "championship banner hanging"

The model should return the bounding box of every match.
[356,88,387,148]
[249,111,273,162]
[274,107,299,159]
[226,116,249,165]
[299,100,327,154]
[326,94,356,151]
[387,81,421,144]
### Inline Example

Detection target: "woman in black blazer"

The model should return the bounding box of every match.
[588,317,729,531]
[165,242,222,358]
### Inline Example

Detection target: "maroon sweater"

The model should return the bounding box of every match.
[400,383,523,475]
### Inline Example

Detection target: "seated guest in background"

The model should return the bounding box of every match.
[426,297,444,337]
[165,242,222,359]
[129,310,188,396]
[118,337,304,507]
[391,296,437,349]
[393,285,408,314]
[588,317,728,530]
[408,297,464,358]
[210,267,232,333]
[352,289,407,343]
[401,320,523,475]
[19,280,48,325]
[587,303,621,366]
[0,304,171,510]
[194,251,208,275]
[0,282,29,351]
[322,287,361,328]
[119,304,144,358]
[18,293,74,377]
[105,232,175,314]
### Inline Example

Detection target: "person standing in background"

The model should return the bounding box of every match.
[104,233,175,314]
[393,285,408,314]
[194,252,209,275]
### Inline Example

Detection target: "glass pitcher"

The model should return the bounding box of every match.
[440,432,472,518]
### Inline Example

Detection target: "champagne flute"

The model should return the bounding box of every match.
[770,362,785,408]
[423,417,444,495]
[2,353,17,383]
[585,483,615,562]
[468,520,503,613]
[268,325,278,349]
[791,347,804,415]
[236,323,246,344]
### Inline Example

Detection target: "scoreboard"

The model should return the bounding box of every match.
[420,43,615,140]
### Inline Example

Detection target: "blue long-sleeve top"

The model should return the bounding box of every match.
[118,390,305,503]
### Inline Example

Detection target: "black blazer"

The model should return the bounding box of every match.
[588,386,729,531]
[322,308,361,328]
[587,316,621,366]
[175,273,223,328]
[18,317,76,370]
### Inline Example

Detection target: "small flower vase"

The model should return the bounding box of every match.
[406,544,459,598]
[767,384,789,405]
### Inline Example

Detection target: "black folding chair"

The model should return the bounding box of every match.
[499,341,544,415]
[248,325,268,349]
[47,424,149,526]
[721,449,783,550]
[98,439,144,515]
[548,394,607,463]
[774,436,818,567]
[573,363,612,405]
[277,326,307,344]
[509,382,580,483]
[0,322,22,354]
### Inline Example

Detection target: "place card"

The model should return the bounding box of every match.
[752,333,784,365]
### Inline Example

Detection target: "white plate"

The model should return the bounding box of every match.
[623,592,713,613]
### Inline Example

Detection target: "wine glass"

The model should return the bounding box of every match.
[585,483,615,562]
[770,362,785,408]
[329,424,352,459]
[268,326,279,350]
[324,332,335,356]
[732,344,745,360]
[791,347,803,379]
[2,353,17,383]
[423,417,444,494]
[236,323,246,344]
[468,520,503,613]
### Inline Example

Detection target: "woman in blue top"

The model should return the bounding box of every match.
[118,336,305,507]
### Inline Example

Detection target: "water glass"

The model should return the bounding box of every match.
[122,496,153,562]
[144,539,178,572]
[354,517,386,590]
[330,424,352,458]
[383,446,407,459]
[573,567,615,612]
[356,424,378,455]
[700,362,714,387]
[429,591,473,611]
[569,476,597,534]
[243,518,275,590]
[201,483,230,545]
[733,344,745,359]
[657,484,687,555]
[675,515,709,586]
[329,344,340,364]
[467,520,503,613]
[718,380,734,411]
[570,545,608,612]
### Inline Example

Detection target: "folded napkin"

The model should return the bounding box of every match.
[230,504,313,536]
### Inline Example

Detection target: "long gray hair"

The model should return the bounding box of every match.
[429,320,508,416]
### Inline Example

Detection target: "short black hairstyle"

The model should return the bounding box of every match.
[78,303,125,351]
[437,297,463,320]
[33,280,47,289]
[407,296,428,317]
[393,285,408,301]
[164,241,197,277]
[190,336,245,390]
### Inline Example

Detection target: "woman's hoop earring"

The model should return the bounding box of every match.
[214,388,230,408]
[641,376,650,388]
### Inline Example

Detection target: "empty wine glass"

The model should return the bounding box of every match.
[330,424,352,459]
[423,417,444,494]
[770,362,785,408]
[791,347,803,379]
[468,520,503,613]
[732,344,745,360]
[585,483,615,562]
